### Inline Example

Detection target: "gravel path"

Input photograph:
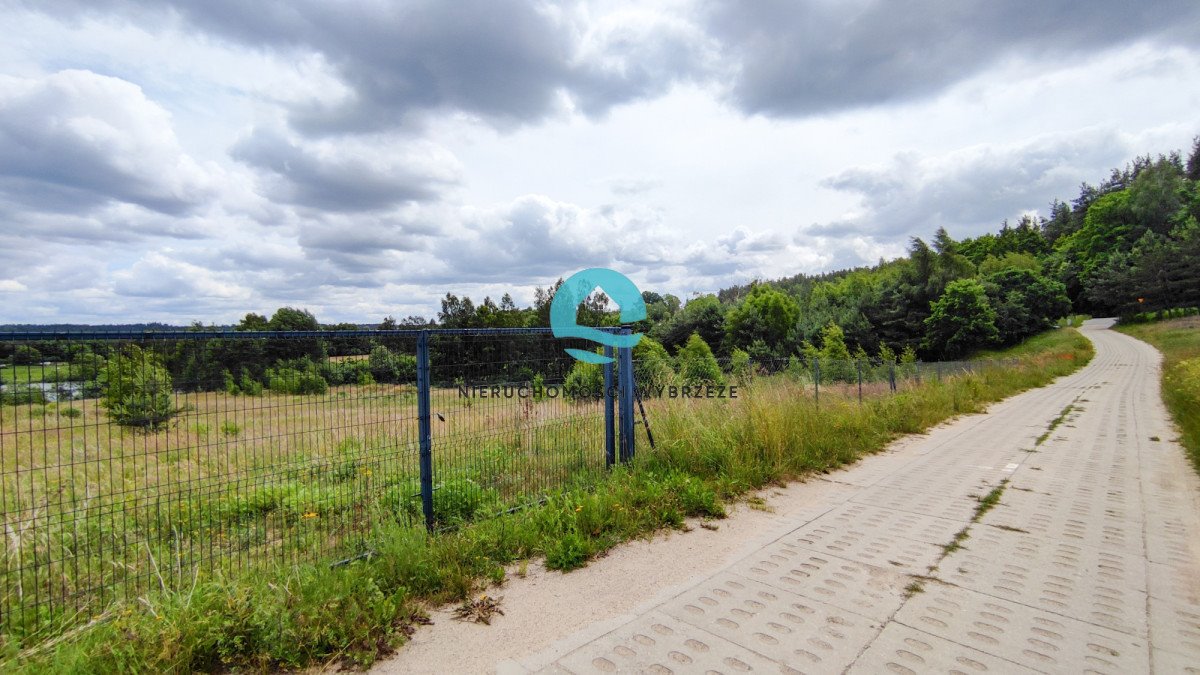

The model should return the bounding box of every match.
[372,319,1200,674]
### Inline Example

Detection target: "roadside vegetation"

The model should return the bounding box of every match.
[1117,314,1200,473]
[2,327,1092,672]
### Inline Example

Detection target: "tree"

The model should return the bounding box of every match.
[12,345,40,365]
[723,284,799,354]
[1186,135,1200,182]
[267,307,319,331]
[924,279,999,358]
[236,313,269,331]
[632,337,674,391]
[264,307,324,362]
[983,268,1070,343]
[655,294,727,354]
[676,333,723,385]
[816,322,854,382]
[102,346,178,429]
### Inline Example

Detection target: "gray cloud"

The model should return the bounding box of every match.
[704,0,1200,116]
[25,0,709,133]
[230,127,460,212]
[0,70,213,217]
[812,128,1137,240]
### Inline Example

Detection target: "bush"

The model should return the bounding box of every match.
[368,346,416,384]
[12,345,41,365]
[633,337,674,391]
[101,346,178,429]
[564,359,604,399]
[727,348,752,381]
[676,333,723,385]
[2,385,46,406]
[266,358,328,395]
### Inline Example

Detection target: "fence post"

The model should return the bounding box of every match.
[604,346,616,467]
[915,361,921,385]
[618,329,635,462]
[857,359,863,403]
[936,361,942,381]
[416,330,435,533]
[889,362,896,392]
[813,356,820,406]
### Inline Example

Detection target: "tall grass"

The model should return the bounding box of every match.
[1117,317,1200,473]
[3,328,1093,673]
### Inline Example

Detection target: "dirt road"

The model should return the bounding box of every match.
[373,319,1200,674]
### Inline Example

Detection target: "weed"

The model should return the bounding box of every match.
[453,595,504,625]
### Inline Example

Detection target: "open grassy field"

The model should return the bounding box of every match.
[1,327,1093,671]
[1,381,607,646]
[1118,316,1200,473]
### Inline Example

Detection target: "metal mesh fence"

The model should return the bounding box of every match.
[0,327,1016,641]
[0,329,615,640]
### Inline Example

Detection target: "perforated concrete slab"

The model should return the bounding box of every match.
[659,571,884,671]
[547,611,788,675]
[848,484,983,522]
[986,494,1145,553]
[937,526,1149,636]
[894,580,1148,673]
[729,540,911,621]
[777,511,945,575]
[846,621,1036,674]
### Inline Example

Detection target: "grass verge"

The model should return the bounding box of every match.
[1117,317,1200,474]
[3,328,1093,673]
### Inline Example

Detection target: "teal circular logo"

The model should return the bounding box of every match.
[550,268,645,363]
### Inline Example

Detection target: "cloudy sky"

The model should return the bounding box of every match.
[1,0,1198,324]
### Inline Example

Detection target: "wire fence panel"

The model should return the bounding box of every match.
[0,329,622,641]
[0,327,1018,643]
[425,331,612,531]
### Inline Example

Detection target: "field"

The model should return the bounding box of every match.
[1,379,607,644]
[1117,316,1200,473]
[0,328,1094,671]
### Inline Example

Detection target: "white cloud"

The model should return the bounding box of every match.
[0,3,1198,324]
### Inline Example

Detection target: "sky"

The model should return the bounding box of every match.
[1,0,1198,325]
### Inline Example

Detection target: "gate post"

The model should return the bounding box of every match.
[416,330,435,532]
[604,345,616,467]
[617,329,635,462]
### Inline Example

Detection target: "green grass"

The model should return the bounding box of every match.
[1117,317,1200,474]
[1036,403,1075,446]
[0,363,75,385]
[2,328,1094,673]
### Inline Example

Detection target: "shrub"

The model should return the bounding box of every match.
[676,333,723,385]
[266,359,328,395]
[633,337,674,391]
[368,346,416,384]
[101,346,178,429]
[240,373,263,396]
[2,385,46,406]
[728,348,752,381]
[12,345,41,365]
[564,359,603,399]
